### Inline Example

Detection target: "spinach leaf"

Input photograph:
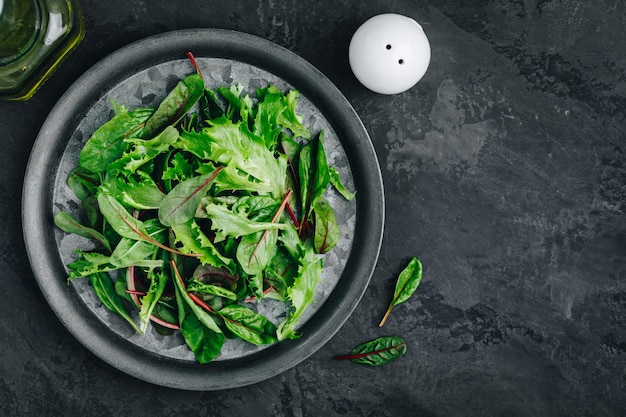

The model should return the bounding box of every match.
[379,257,423,327]
[53,211,111,252]
[186,279,237,301]
[329,167,356,201]
[89,272,142,334]
[217,305,277,345]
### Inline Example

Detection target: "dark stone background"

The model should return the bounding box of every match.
[1,0,625,416]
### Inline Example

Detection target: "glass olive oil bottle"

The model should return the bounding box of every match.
[0,0,84,100]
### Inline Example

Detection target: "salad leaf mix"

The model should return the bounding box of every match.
[54,54,355,363]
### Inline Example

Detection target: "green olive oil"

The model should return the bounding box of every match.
[0,0,84,100]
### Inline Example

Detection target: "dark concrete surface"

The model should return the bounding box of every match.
[1,0,625,416]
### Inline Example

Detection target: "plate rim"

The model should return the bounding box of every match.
[22,28,384,390]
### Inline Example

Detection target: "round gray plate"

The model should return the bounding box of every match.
[22,29,384,390]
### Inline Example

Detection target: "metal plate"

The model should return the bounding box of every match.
[22,29,384,390]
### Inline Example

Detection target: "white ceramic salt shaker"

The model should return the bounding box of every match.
[349,13,431,94]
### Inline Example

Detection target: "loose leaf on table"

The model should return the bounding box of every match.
[379,257,423,327]
[78,107,154,173]
[333,336,407,366]
[141,73,205,139]
[53,211,111,252]
[217,304,277,345]
[89,272,142,334]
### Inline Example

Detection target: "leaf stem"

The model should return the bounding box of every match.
[378,305,393,327]
[170,259,214,313]
[186,51,204,79]
[248,189,293,268]
[149,315,180,330]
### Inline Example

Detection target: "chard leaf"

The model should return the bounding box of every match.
[53,211,111,252]
[97,193,152,242]
[329,167,356,201]
[313,197,339,254]
[175,285,224,364]
[108,219,165,267]
[203,201,287,243]
[192,263,238,291]
[333,336,407,366]
[138,269,168,333]
[298,132,330,229]
[199,88,224,121]
[141,73,205,139]
[79,107,153,173]
[379,257,423,327]
[310,131,331,208]
[158,166,223,226]
[88,272,142,334]
[217,305,277,345]
[236,228,278,275]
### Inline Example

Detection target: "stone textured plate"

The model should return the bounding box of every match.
[22,29,384,390]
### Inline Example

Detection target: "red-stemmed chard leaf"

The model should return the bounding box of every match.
[158,165,223,226]
[333,336,407,366]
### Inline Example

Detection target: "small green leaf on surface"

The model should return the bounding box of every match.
[333,336,407,366]
[379,257,423,327]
